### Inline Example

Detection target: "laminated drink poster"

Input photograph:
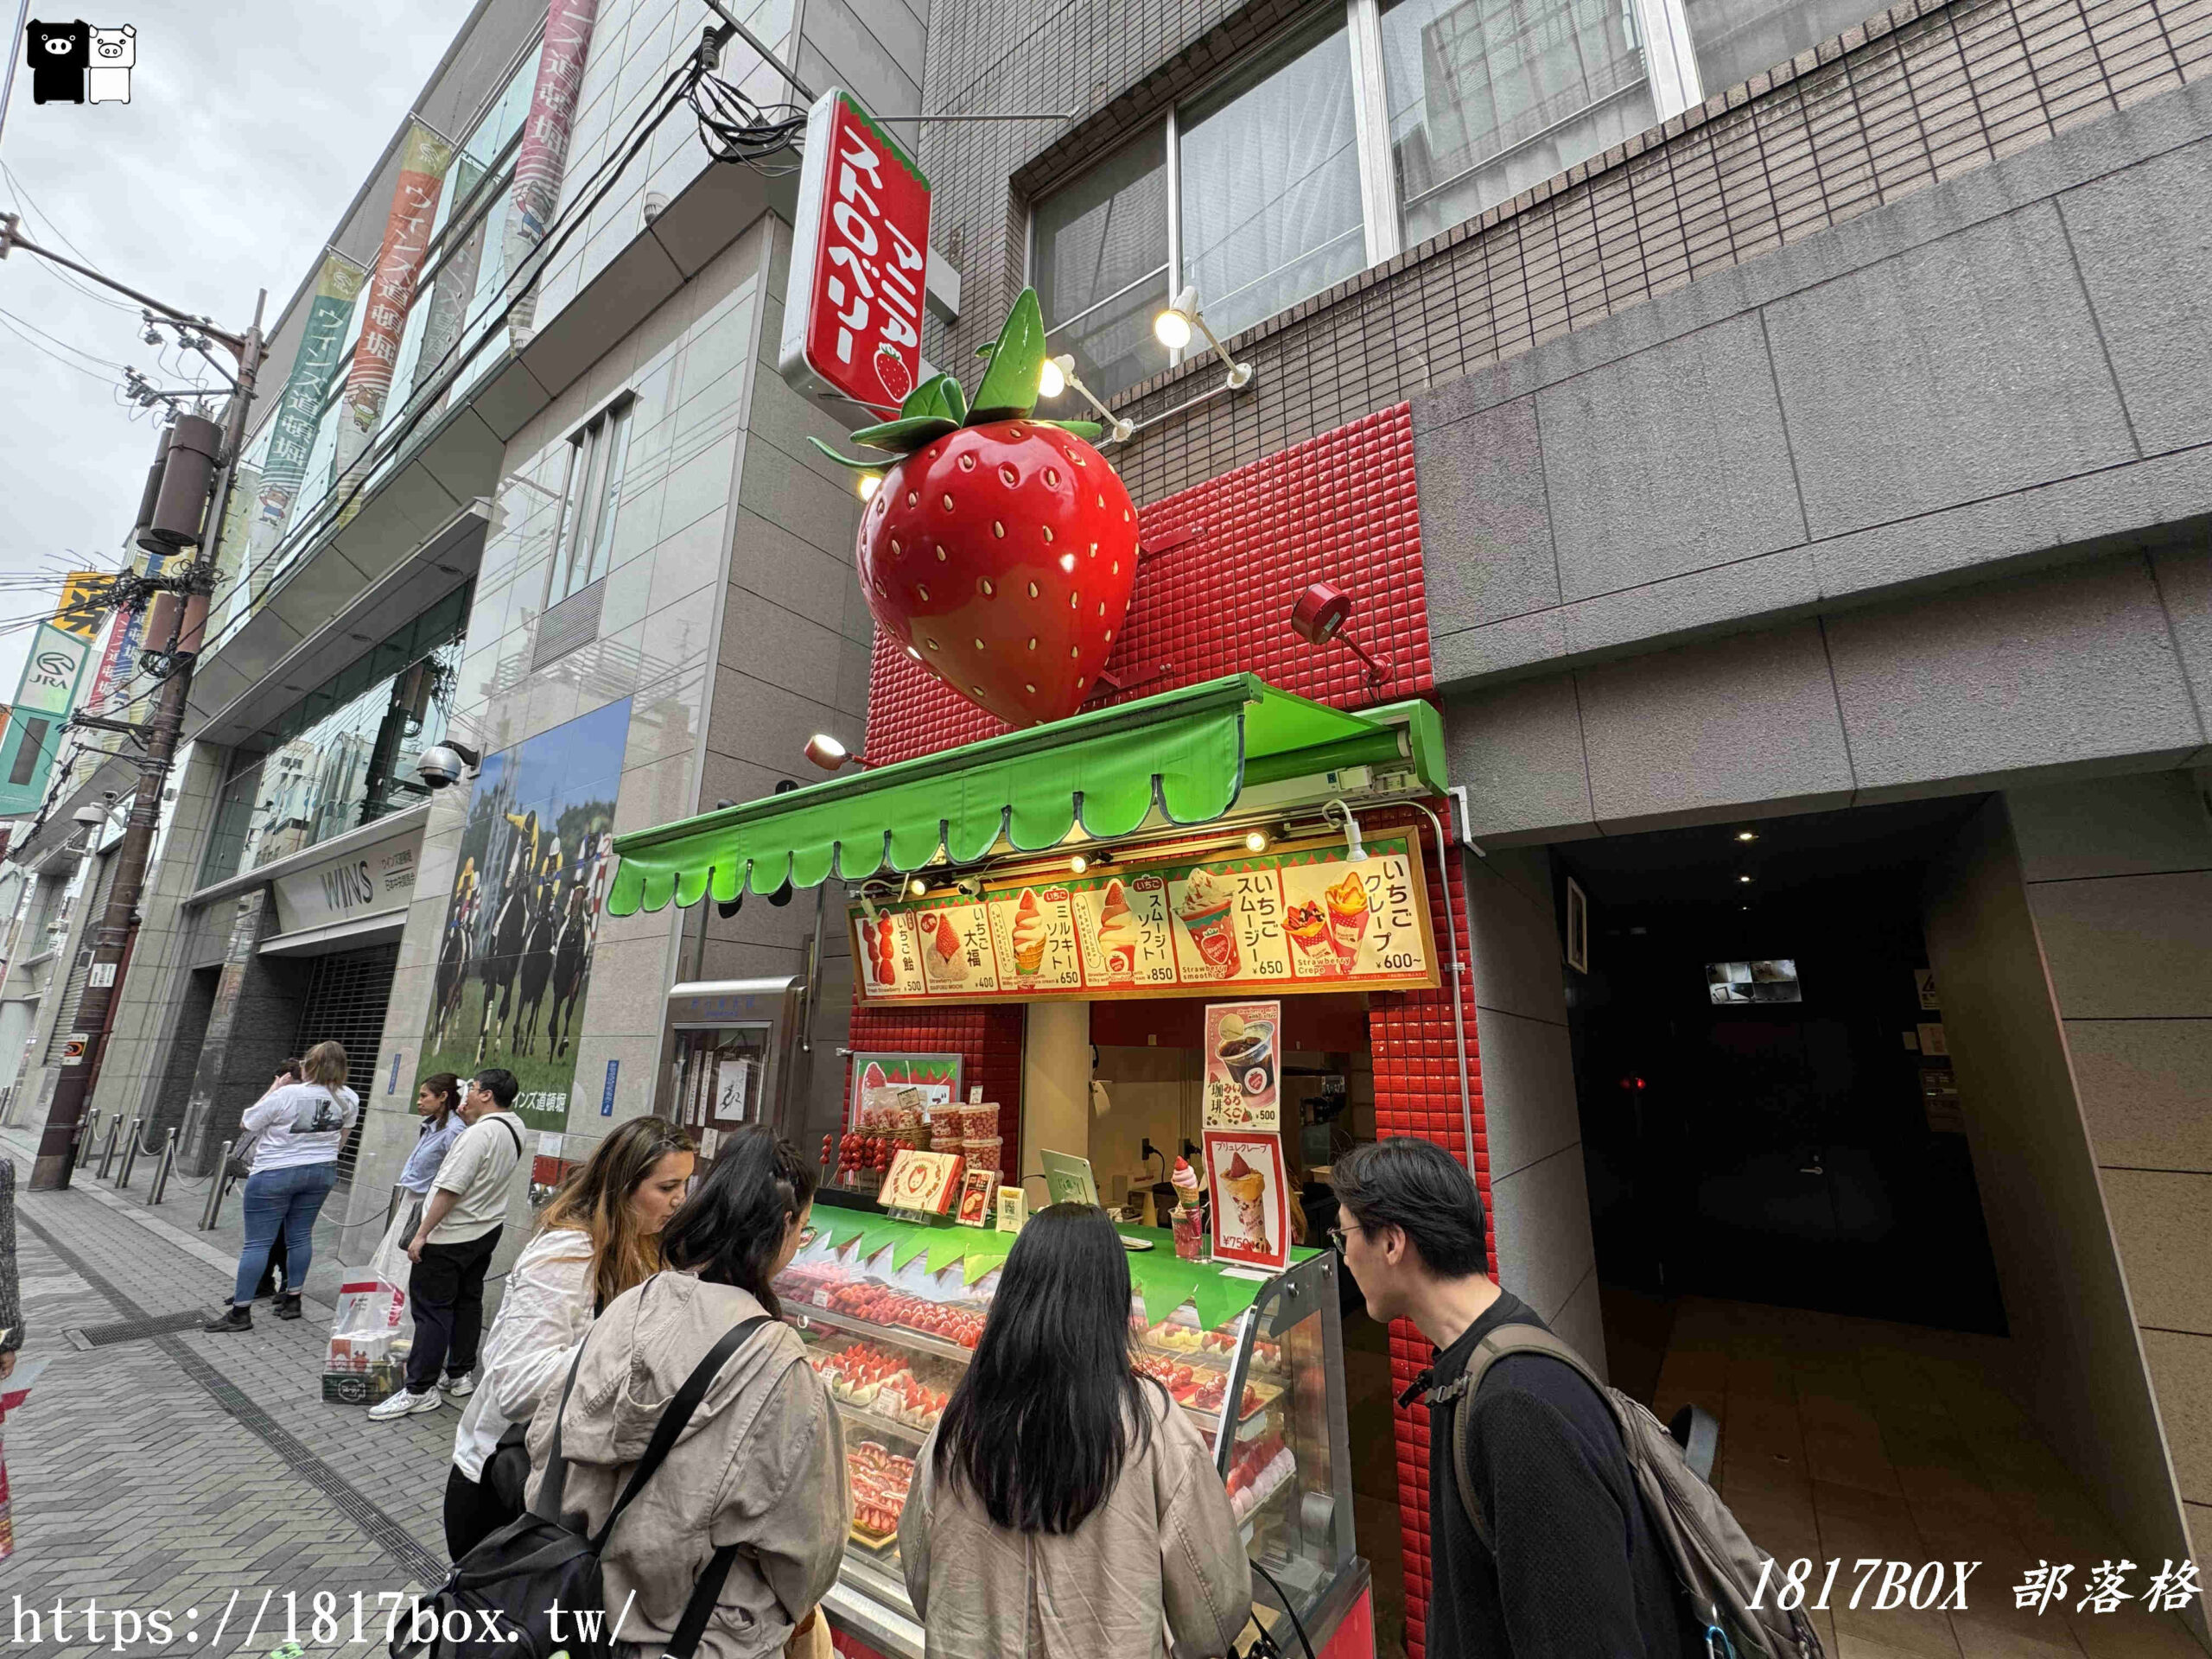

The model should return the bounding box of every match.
[1204,1001,1281,1130]
[1205,1131,1289,1271]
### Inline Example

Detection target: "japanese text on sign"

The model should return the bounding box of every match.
[779,89,931,414]
[853,832,1439,1006]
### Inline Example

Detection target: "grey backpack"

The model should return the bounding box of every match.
[1432,1324,1825,1659]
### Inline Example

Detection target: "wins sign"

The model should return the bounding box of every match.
[778,88,930,416]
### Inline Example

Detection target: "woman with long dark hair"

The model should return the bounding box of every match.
[899,1203,1251,1657]
[440,1114,696,1559]
[526,1125,847,1658]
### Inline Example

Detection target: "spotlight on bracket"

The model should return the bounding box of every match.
[1289,582,1391,690]
[804,733,866,772]
[1154,286,1252,390]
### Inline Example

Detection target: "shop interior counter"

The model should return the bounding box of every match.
[775,1207,1371,1659]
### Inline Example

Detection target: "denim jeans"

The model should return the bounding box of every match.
[232,1161,338,1306]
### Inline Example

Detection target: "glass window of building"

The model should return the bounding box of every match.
[1381,0,1656,245]
[1178,22,1367,344]
[547,399,633,605]
[1681,0,1881,100]
[1027,0,1768,388]
[1032,130,1170,401]
[198,585,471,888]
[1031,24,1366,388]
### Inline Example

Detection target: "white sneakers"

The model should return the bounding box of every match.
[442,1370,478,1398]
[368,1386,444,1421]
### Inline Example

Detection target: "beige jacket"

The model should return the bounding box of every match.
[899,1383,1252,1659]
[525,1273,849,1659]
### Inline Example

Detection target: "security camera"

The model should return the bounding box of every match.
[415,741,481,789]
[72,803,108,828]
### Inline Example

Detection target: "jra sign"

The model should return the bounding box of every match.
[778,88,931,416]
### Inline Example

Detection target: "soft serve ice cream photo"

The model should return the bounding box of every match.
[1009,888,1049,976]
[1095,878,1140,980]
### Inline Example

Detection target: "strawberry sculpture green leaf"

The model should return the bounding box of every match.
[809,287,1133,729]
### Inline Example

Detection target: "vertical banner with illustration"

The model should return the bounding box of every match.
[248,250,368,567]
[504,0,602,341]
[416,698,630,1132]
[334,119,456,499]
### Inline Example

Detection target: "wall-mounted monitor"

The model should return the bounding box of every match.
[1707,959,1801,1004]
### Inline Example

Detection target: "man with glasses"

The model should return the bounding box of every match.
[1330,1138,1703,1657]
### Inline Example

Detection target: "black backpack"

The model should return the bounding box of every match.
[392,1313,773,1659]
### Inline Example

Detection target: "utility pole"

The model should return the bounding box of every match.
[1,215,267,1191]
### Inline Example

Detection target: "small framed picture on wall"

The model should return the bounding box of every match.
[1566,876,1589,975]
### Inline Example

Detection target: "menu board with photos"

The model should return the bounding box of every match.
[851,831,1439,1006]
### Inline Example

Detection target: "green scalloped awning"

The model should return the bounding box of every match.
[814,1207,1319,1329]
[607,673,1445,915]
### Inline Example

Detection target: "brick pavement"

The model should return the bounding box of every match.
[0,1130,466,1659]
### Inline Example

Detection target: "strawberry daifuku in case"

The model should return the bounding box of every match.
[811,288,1138,729]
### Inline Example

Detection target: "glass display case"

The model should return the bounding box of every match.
[774,1201,1372,1659]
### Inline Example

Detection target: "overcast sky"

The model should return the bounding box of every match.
[0,1,465,700]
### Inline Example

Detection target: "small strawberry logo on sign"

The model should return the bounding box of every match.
[874,345,915,406]
[812,288,1138,729]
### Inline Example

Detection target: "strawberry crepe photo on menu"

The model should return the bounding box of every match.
[1204,1131,1290,1271]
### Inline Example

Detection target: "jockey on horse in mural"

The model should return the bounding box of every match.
[543,880,592,1059]
[513,836,565,1057]
[476,810,538,1064]
[431,856,476,1052]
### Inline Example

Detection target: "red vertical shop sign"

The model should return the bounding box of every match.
[777,88,931,415]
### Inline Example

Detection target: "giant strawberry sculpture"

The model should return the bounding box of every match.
[810,288,1137,729]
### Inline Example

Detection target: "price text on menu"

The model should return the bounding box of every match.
[849,832,1440,1006]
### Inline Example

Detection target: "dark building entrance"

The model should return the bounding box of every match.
[1557,798,2007,1338]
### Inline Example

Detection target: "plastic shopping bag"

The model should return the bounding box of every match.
[366,1197,419,1300]
[324,1279,406,1373]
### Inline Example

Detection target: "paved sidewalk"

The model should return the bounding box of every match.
[0,1139,467,1659]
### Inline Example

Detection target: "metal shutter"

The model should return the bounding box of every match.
[291,941,400,1183]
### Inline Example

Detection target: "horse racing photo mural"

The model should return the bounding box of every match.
[416,697,631,1131]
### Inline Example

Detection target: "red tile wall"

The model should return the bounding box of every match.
[847,404,1473,1655]
[1365,805,1491,1656]
[862,404,1432,766]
